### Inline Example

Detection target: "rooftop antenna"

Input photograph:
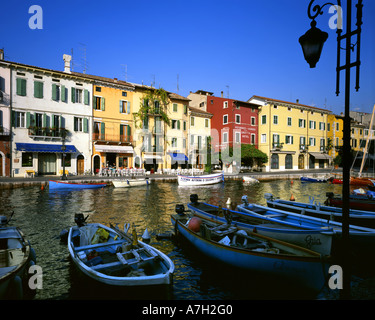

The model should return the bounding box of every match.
[121,64,127,82]
[226,85,230,98]
[79,43,88,74]
[70,48,74,72]
[177,74,179,93]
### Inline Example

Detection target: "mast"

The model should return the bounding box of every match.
[359,104,375,177]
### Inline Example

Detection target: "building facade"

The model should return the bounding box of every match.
[10,55,93,177]
[249,96,332,172]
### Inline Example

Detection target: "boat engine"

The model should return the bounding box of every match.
[190,194,199,204]
[175,204,186,216]
[74,213,88,227]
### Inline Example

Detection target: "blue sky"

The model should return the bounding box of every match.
[1,0,374,115]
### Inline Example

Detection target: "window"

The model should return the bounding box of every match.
[16,78,27,96]
[223,101,228,108]
[261,134,266,144]
[72,88,89,105]
[119,100,130,114]
[309,137,316,146]
[251,134,256,144]
[223,115,228,124]
[96,86,101,92]
[299,119,306,128]
[235,114,241,124]
[190,117,195,126]
[300,136,306,146]
[285,135,293,144]
[336,123,339,131]
[171,137,177,147]
[251,117,256,125]
[52,84,60,101]
[319,122,325,130]
[327,123,331,131]
[287,117,292,126]
[183,105,188,114]
[34,81,43,99]
[74,117,83,132]
[223,132,228,143]
[309,120,316,129]
[173,103,178,112]
[22,152,33,167]
[261,115,267,125]
[94,96,105,110]
[172,120,180,130]
[205,119,209,128]
[15,112,26,128]
[122,91,127,97]
[235,132,241,143]
[273,115,278,125]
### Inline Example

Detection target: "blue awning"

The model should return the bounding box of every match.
[16,143,77,153]
[168,152,188,162]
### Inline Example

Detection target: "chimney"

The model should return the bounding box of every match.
[221,91,223,98]
[63,54,72,73]
[296,99,299,104]
[0,49,4,60]
[114,78,118,82]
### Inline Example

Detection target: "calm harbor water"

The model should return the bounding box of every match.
[2,179,375,300]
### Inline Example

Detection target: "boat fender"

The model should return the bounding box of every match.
[187,217,202,232]
[232,230,248,247]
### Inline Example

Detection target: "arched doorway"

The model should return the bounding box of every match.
[77,155,84,175]
[93,155,100,175]
[285,154,293,169]
[271,154,279,169]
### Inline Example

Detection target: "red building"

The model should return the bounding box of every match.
[188,90,259,153]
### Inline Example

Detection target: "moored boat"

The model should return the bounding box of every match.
[68,214,174,287]
[177,172,224,186]
[49,180,107,190]
[301,177,327,183]
[185,194,333,255]
[325,191,375,213]
[171,212,330,292]
[112,178,149,188]
[242,176,259,183]
[0,214,37,299]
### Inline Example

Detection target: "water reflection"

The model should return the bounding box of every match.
[1,179,370,300]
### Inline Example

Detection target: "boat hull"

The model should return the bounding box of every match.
[171,215,328,292]
[68,223,174,287]
[177,173,224,186]
[49,180,107,190]
[187,202,333,255]
[301,177,327,183]
[112,179,149,188]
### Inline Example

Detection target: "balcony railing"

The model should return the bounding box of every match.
[28,127,67,141]
[272,143,283,150]
[93,133,132,144]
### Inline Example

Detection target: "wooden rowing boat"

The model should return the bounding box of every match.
[112,178,149,188]
[49,180,107,190]
[171,212,330,292]
[68,215,174,287]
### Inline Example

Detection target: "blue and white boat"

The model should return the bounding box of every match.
[185,194,333,255]
[301,177,327,183]
[49,180,107,190]
[238,195,375,252]
[177,172,224,186]
[171,212,329,292]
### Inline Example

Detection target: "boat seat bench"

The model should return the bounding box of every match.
[75,239,125,252]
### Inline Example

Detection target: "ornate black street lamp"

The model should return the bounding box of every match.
[300,0,363,299]
[61,129,68,181]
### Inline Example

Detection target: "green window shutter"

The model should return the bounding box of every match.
[52,84,57,101]
[93,97,97,109]
[119,100,122,113]
[11,111,16,127]
[101,97,105,111]
[26,112,30,128]
[84,118,88,133]
[177,120,180,130]
[71,87,75,103]
[16,79,21,95]
[100,122,105,135]
[127,125,131,136]
[34,81,43,98]
[84,89,89,105]
[43,113,47,127]
[17,78,27,96]
[120,124,123,135]
[61,85,66,102]
[127,101,131,114]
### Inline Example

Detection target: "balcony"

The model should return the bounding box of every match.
[300,144,308,152]
[93,133,133,145]
[272,143,284,150]
[28,127,67,141]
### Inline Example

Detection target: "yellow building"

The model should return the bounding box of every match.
[327,114,344,160]
[248,96,332,171]
[131,84,190,172]
[76,74,135,173]
[188,106,213,169]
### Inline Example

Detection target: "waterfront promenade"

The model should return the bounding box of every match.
[0,168,341,189]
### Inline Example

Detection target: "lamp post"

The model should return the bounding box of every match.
[299,0,363,299]
[61,129,67,181]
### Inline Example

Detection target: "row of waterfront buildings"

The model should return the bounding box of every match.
[0,49,372,177]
